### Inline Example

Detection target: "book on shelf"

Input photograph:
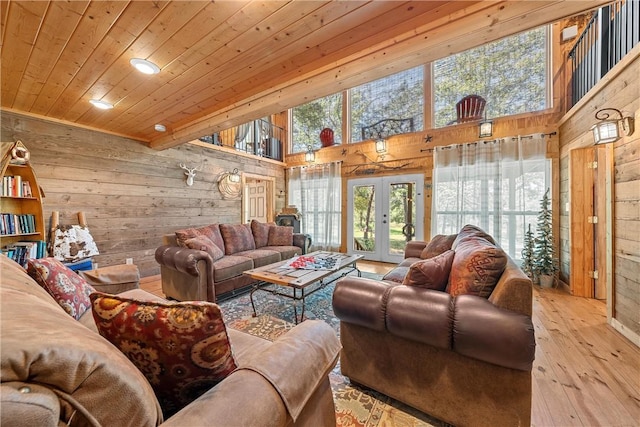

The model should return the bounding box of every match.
[1,175,32,197]
[0,213,36,235]
[1,239,46,267]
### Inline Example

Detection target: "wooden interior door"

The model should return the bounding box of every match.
[570,147,595,297]
[246,180,268,223]
[570,146,608,299]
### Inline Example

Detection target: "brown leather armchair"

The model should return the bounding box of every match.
[333,255,535,427]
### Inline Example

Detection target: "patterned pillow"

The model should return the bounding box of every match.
[267,225,293,246]
[90,294,237,417]
[251,220,272,248]
[451,224,496,250]
[174,227,201,247]
[448,238,507,298]
[403,250,455,290]
[26,257,95,320]
[420,234,457,259]
[219,223,256,254]
[184,235,224,261]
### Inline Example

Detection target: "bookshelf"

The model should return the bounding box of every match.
[1,143,46,265]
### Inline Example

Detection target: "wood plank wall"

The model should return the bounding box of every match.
[1,111,286,277]
[558,46,640,341]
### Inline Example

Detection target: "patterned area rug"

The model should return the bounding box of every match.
[219,271,450,427]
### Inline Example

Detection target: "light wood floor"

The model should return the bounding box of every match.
[140,261,640,426]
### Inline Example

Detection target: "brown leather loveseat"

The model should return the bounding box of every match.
[333,225,536,427]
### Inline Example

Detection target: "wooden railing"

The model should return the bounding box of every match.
[568,0,639,106]
[198,119,285,161]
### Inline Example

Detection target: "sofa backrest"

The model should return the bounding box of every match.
[0,256,163,426]
[488,257,533,317]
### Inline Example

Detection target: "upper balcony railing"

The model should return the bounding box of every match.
[198,119,285,161]
[568,0,639,107]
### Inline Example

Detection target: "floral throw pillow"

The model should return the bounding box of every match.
[404,250,455,290]
[219,223,256,254]
[26,257,95,320]
[251,220,272,248]
[90,294,237,417]
[267,225,293,246]
[184,235,224,261]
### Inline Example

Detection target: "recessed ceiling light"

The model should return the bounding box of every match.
[154,124,166,132]
[89,99,114,110]
[130,58,160,75]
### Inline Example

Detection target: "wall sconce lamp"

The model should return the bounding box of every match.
[591,108,635,145]
[304,145,316,162]
[479,118,493,138]
[228,168,241,183]
[375,138,387,153]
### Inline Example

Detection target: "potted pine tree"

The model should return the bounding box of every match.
[521,223,535,281]
[533,189,558,287]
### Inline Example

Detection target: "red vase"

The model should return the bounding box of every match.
[320,128,334,147]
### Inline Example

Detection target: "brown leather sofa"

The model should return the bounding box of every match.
[155,221,311,302]
[0,255,338,427]
[332,229,535,427]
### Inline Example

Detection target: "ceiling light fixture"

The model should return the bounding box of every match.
[591,108,635,145]
[89,99,114,110]
[154,124,166,132]
[130,58,160,75]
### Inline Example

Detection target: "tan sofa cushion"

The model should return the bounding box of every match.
[234,249,281,267]
[212,255,254,282]
[262,245,301,260]
[1,257,163,427]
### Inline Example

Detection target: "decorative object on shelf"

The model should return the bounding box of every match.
[319,128,334,147]
[479,115,493,138]
[9,140,30,165]
[424,134,433,143]
[591,107,635,144]
[375,138,387,153]
[533,188,558,287]
[276,206,301,233]
[217,171,242,200]
[304,145,316,163]
[179,162,202,186]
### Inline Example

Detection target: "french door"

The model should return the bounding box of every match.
[347,174,424,263]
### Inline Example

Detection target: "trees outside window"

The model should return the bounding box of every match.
[350,66,424,143]
[433,27,548,128]
[291,93,342,154]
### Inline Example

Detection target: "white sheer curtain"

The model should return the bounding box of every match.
[288,162,341,251]
[432,135,548,259]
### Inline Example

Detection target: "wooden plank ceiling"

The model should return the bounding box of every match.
[1,1,607,150]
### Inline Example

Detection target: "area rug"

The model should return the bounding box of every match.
[219,272,451,427]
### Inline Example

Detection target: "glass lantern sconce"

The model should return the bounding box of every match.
[591,108,635,145]
[479,119,493,138]
[305,145,316,162]
[228,168,241,183]
[375,138,387,153]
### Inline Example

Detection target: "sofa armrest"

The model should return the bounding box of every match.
[453,295,536,371]
[333,277,394,331]
[154,245,214,301]
[154,245,212,277]
[404,240,427,259]
[293,233,312,254]
[163,320,340,426]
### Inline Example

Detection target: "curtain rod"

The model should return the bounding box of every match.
[419,132,556,152]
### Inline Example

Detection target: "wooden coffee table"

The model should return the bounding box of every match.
[244,251,363,324]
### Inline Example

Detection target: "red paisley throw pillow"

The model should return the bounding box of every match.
[90,294,237,417]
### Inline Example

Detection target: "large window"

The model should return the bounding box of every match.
[291,93,342,153]
[432,135,549,261]
[433,27,549,128]
[350,66,424,143]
